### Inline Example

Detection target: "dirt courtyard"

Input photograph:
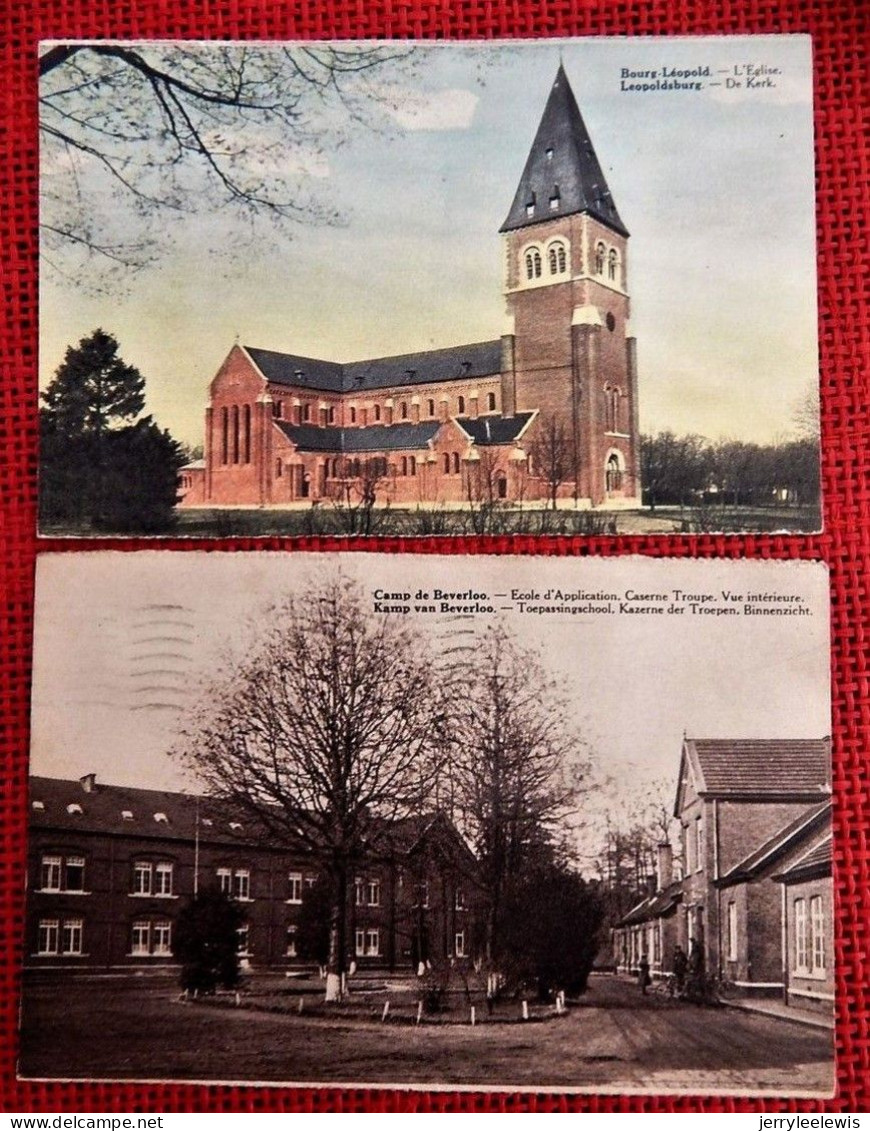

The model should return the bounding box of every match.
[18,972,833,1096]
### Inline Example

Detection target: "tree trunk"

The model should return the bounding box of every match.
[325,867,347,1002]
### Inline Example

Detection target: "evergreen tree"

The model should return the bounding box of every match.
[39,328,184,532]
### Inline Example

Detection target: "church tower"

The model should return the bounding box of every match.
[500,65,640,506]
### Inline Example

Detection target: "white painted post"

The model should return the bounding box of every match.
[382,1001,390,1022]
[298,996,304,1014]
[235,992,240,1007]
[522,999,529,1021]
[416,1001,423,1025]
[471,1006,476,1026]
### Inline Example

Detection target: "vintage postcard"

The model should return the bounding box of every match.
[22,552,833,1094]
[38,36,820,538]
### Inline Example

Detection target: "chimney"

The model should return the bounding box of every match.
[657,843,673,889]
[79,773,97,793]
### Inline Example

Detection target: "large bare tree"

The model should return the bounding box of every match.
[39,42,415,283]
[528,414,572,509]
[178,577,443,1000]
[443,625,590,963]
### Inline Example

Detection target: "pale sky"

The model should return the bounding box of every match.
[39,37,818,449]
[31,553,830,866]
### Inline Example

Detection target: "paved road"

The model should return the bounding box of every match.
[18,973,834,1095]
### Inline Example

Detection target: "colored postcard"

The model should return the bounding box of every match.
[38,36,820,537]
[22,552,833,1094]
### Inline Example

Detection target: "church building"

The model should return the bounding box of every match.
[179,66,641,511]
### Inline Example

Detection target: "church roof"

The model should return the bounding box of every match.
[245,340,502,395]
[455,412,535,445]
[500,64,628,237]
[274,420,441,453]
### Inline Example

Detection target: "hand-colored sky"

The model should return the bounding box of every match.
[31,553,830,869]
[39,37,817,449]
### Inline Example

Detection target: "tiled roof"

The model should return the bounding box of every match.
[246,340,502,396]
[500,64,628,237]
[717,801,831,886]
[688,738,830,797]
[455,412,535,446]
[617,881,682,927]
[774,834,833,884]
[29,775,248,845]
[274,420,442,454]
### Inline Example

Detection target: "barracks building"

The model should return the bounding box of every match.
[26,774,480,974]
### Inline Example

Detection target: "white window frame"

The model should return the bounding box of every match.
[365,929,380,957]
[153,920,172,956]
[455,931,466,958]
[695,817,704,873]
[154,861,174,897]
[287,872,303,904]
[64,855,86,892]
[217,867,232,894]
[727,901,738,961]
[61,917,83,955]
[236,924,250,955]
[38,918,59,955]
[132,861,152,896]
[233,869,251,901]
[40,856,62,892]
[366,879,381,907]
[794,898,808,973]
[286,924,298,957]
[354,928,366,957]
[455,888,467,911]
[810,895,826,974]
[131,920,151,956]
[355,877,365,907]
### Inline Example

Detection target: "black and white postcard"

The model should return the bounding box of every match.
[38,36,820,537]
[22,552,833,1095]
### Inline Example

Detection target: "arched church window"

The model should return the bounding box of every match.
[595,242,606,274]
[487,392,496,412]
[220,407,228,464]
[452,452,461,474]
[524,248,542,281]
[548,241,567,275]
[243,404,251,463]
[232,405,240,463]
[606,453,623,493]
[458,395,465,415]
[443,453,450,474]
[608,248,619,281]
[374,404,381,422]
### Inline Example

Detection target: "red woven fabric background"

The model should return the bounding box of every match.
[1,0,867,1114]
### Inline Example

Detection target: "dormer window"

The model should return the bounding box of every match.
[229,821,242,831]
[549,184,560,211]
[525,192,536,217]
[545,147,554,161]
[121,810,134,821]
[67,803,83,815]
[32,800,44,811]
[201,818,213,827]
[153,812,168,824]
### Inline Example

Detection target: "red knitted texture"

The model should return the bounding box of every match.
[1,0,868,1113]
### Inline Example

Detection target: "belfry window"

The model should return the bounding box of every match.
[608,247,619,281]
[548,241,567,275]
[524,248,542,280]
[595,242,606,274]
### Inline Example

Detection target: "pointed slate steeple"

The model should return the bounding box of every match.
[500,64,628,237]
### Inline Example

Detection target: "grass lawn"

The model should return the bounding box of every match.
[40,503,821,539]
[18,972,834,1095]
